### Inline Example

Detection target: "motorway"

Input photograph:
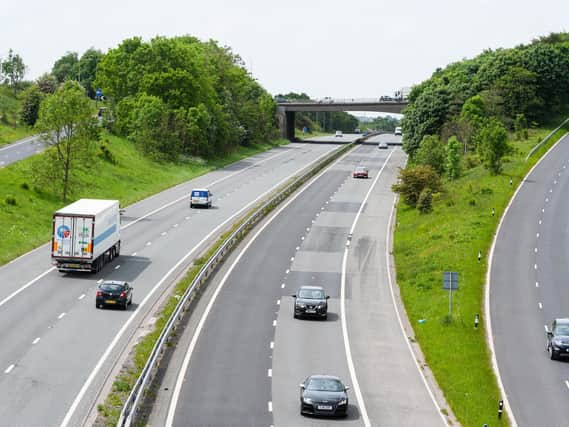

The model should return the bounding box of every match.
[0,135,44,168]
[490,133,569,426]
[0,139,360,426]
[149,137,446,426]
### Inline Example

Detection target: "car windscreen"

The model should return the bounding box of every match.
[355,167,367,172]
[192,191,208,197]
[298,289,325,299]
[555,324,569,335]
[100,284,124,291]
[307,378,344,392]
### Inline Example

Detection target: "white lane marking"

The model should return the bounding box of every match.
[173,224,179,228]
[78,294,85,300]
[272,320,277,327]
[0,136,39,151]
[306,227,310,231]
[485,136,569,427]
[565,380,569,390]
[270,341,274,349]
[385,196,449,426]
[546,198,549,202]
[62,144,344,427]
[58,312,66,320]
[534,264,538,270]
[536,282,539,288]
[281,283,285,289]
[538,302,543,309]
[277,299,280,305]
[285,269,289,274]
[340,150,395,427]
[5,364,15,374]
[537,233,540,238]
[163,146,356,427]
[0,267,56,309]
[185,216,190,220]
[146,242,152,246]
[549,189,553,193]
[296,246,299,250]
[290,257,294,262]
[32,337,40,345]
[161,232,167,236]
[97,279,103,284]
[268,369,272,377]
[542,208,545,212]
[301,236,305,240]
[131,252,137,256]
[535,248,538,253]
[539,220,542,225]
[115,265,120,270]
[268,401,273,412]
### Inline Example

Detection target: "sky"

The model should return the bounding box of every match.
[2,0,568,100]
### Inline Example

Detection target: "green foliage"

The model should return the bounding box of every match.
[476,119,510,174]
[51,49,103,98]
[514,113,528,140]
[1,49,26,94]
[5,195,16,205]
[20,85,43,126]
[36,73,58,94]
[417,188,433,213]
[392,165,443,208]
[34,81,98,200]
[493,66,542,122]
[445,136,462,180]
[51,52,78,83]
[95,36,277,159]
[415,135,445,175]
[362,115,400,132]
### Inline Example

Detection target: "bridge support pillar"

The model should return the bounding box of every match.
[277,107,296,141]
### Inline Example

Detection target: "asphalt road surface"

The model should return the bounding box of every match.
[151,143,445,426]
[0,135,44,167]
[0,141,344,426]
[491,133,569,426]
[365,133,403,146]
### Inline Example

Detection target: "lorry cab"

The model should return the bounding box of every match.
[190,188,213,208]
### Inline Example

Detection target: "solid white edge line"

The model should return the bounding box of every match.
[268,401,273,412]
[340,150,394,427]
[565,380,569,390]
[268,369,272,377]
[164,145,357,427]
[485,133,568,427]
[0,145,301,302]
[385,204,449,425]
[0,136,39,152]
[61,143,342,427]
[0,267,56,309]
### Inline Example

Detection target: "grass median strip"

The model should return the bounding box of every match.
[393,122,569,427]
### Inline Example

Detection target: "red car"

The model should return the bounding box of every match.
[353,166,369,179]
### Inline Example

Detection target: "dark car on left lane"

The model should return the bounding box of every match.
[96,280,133,310]
[300,375,349,417]
[546,318,569,360]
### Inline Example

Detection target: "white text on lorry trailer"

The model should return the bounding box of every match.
[51,199,121,273]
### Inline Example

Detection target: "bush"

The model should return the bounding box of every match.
[98,139,116,164]
[464,154,480,169]
[392,165,443,208]
[5,195,17,205]
[417,188,433,213]
[20,182,29,190]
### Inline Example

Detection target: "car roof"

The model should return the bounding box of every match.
[555,318,569,324]
[308,374,342,381]
[191,188,210,192]
[299,285,324,291]
[101,280,127,286]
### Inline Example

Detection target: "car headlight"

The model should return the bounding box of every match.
[297,303,305,308]
[552,338,563,346]
[338,398,347,405]
[303,397,313,404]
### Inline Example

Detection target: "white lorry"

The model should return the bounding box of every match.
[51,199,121,273]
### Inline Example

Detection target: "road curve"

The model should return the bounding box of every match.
[491,133,569,426]
[0,141,348,426]
[0,135,44,168]
[150,144,445,426]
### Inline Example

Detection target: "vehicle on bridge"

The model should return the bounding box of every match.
[300,375,349,417]
[546,318,569,360]
[51,199,121,273]
[335,130,343,137]
[395,126,402,136]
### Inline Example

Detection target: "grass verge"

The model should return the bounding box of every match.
[0,134,288,266]
[0,123,33,147]
[393,120,569,427]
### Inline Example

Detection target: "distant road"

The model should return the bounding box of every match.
[491,134,569,426]
[0,135,45,167]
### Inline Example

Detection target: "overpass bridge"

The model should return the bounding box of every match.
[276,98,408,140]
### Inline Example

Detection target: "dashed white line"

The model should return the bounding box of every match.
[538,302,543,309]
[173,224,179,228]
[277,299,281,305]
[281,283,285,288]
[306,227,310,231]
[97,279,103,284]
[268,401,273,412]
[539,220,542,225]
[5,364,15,374]
[270,341,274,349]
[78,294,85,300]
[146,241,152,246]
[545,198,549,202]
[534,264,538,270]
[185,216,190,220]
[534,248,538,253]
[537,233,540,238]
[536,282,540,288]
[301,236,305,240]
[296,246,300,250]
[161,231,167,236]
[285,269,289,274]
[272,320,277,327]
[290,257,294,262]
[565,380,569,390]
[268,369,272,377]
[131,252,137,256]
[32,337,40,345]
[114,265,121,270]
[542,208,545,212]
[58,312,66,319]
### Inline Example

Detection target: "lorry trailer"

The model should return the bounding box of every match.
[51,199,121,273]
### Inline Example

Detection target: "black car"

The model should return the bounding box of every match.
[96,280,133,310]
[293,286,329,319]
[300,375,349,417]
[546,318,569,360]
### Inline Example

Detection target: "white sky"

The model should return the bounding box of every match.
[2,0,567,99]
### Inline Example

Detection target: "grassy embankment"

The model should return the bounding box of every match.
[0,134,288,266]
[0,87,33,147]
[393,119,569,427]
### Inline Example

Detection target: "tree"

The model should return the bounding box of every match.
[493,66,543,121]
[415,135,445,175]
[34,81,97,200]
[392,165,443,208]
[36,73,58,94]
[1,49,26,94]
[445,136,462,180]
[476,119,509,174]
[52,52,79,83]
[20,85,43,126]
[78,48,103,98]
